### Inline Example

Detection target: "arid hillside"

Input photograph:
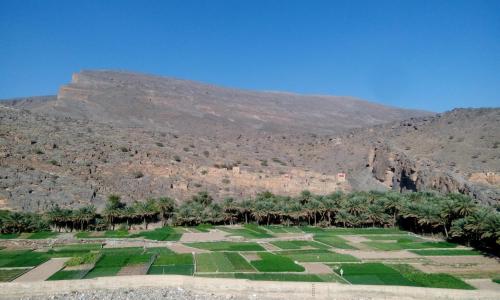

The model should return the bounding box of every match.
[0,71,498,211]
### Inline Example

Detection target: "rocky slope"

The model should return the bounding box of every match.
[0,71,498,211]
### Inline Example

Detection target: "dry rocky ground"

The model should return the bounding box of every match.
[0,70,498,211]
[17,287,243,300]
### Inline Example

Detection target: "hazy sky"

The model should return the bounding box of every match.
[1,0,499,112]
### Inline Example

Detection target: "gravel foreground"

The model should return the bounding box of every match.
[18,287,246,300]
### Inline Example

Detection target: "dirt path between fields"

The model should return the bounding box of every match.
[13,258,68,282]
[1,275,498,300]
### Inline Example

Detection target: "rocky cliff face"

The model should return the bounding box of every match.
[1,71,498,210]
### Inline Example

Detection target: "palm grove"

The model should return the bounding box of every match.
[0,190,498,252]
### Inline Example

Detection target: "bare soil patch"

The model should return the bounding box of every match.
[341,235,370,243]
[261,243,280,251]
[117,264,149,276]
[14,258,68,282]
[300,263,333,274]
[180,230,228,243]
[168,243,209,254]
[241,252,260,261]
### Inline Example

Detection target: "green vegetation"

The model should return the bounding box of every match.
[278,249,358,263]
[1,191,497,255]
[331,263,474,289]
[410,249,481,256]
[270,240,329,250]
[47,269,89,280]
[219,224,273,239]
[250,253,304,272]
[0,268,29,282]
[149,252,193,275]
[390,264,474,289]
[196,252,254,272]
[187,242,265,251]
[313,235,357,249]
[364,241,457,251]
[235,273,327,282]
[0,233,20,239]
[131,227,182,241]
[331,263,415,286]
[493,276,500,284]
[65,252,100,266]
[84,248,149,278]
[0,250,48,267]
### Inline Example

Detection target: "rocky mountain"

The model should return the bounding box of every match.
[17,70,430,135]
[0,70,498,211]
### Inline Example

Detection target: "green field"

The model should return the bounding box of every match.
[186,241,265,251]
[313,235,357,249]
[363,241,458,251]
[331,263,473,289]
[47,269,89,280]
[278,249,359,263]
[270,240,329,250]
[219,224,273,239]
[263,226,303,234]
[195,252,254,272]
[130,227,182,241]
[0,225,492,289]
[302,227,404,235]
[0,233,20,239]
[410,249,481,256]
[148,251,193,275]
[0,268,29,281]
[250,253,304,272]
[0,250,48,267]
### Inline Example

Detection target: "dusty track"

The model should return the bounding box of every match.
[1,275,498,300]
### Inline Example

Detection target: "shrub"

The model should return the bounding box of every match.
[133,171,144,179]
[173,155,181,162]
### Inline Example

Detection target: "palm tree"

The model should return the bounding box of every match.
[238,199,253,224]
[451,194,477,218]
[157,197,175,226]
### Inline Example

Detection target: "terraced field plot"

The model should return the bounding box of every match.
[410,249,481,256]
[270,240,329,250]
[0,225,496,289]
[195,252,254,272]
[278,249,359,263]
[219,224,273,239]
[84,248,152,278]
[250,253,305,272]
[313,235,357,249]
[75,227,184,241]
[147,248,193,275]
[363,241,458,251]
[0,268,29,282]
[330,263,474,289]
[263,226,304,234]
[0,250,48,268]
[186,241,265,251]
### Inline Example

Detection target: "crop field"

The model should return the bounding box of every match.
[0,225,495,290]
[195,252,254,272]
[278,249,359,263]
[363,240,458,251]
[186,241,265,251]
[250,253,305,272]
[219,224,273,239]
[270,240,329,250]
[0,268,29,281]
[313,235,357,249]
[409,249,481,256]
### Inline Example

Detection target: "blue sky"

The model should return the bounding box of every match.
[0,0,499,112]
